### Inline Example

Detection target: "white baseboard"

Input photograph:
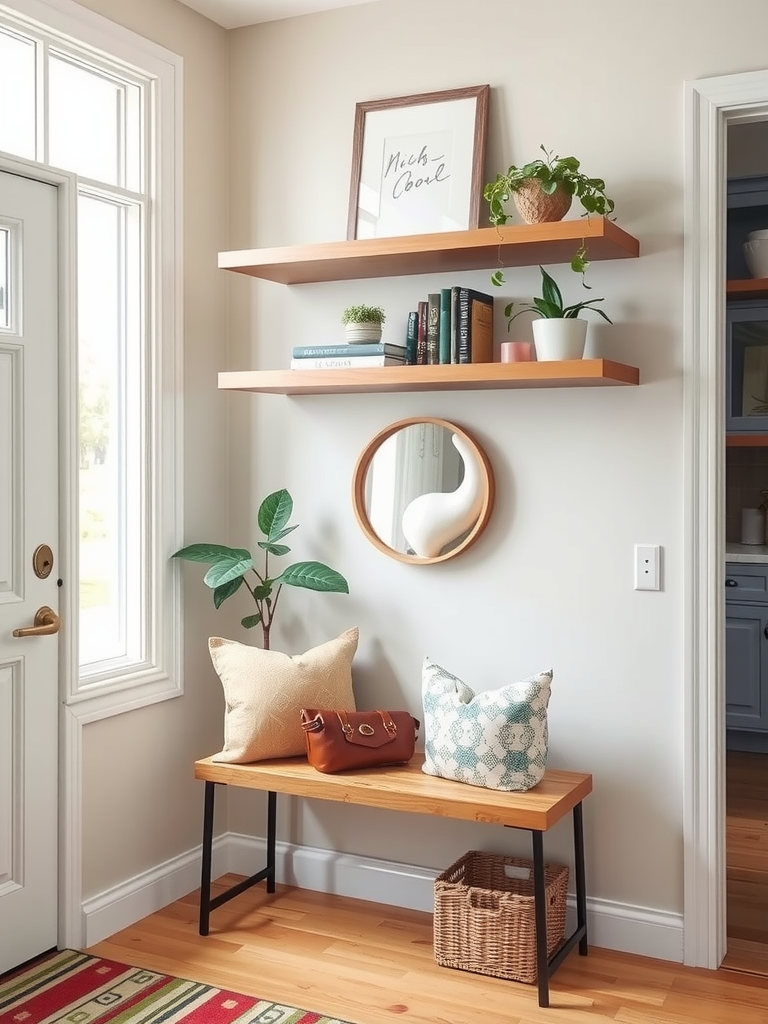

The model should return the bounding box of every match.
[83,832,683,964]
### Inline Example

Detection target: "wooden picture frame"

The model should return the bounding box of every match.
[346,85,490,241]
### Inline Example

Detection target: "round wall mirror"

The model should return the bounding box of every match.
[352,417,495,564]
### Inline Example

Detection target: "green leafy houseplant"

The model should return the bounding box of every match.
[341,304,386,326]
[505,266,613,327]
[484,146,616,283]
[172,489,348,650]
[483,146,616,227]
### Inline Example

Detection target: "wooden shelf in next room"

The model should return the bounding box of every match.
[726,435,768,447]
[727,278,768,300]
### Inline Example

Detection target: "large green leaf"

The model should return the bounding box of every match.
[172,543,251,564]
[213,576,243,608]
[274,560,349,594]
[203,554,253,588]
[539,267,563,312]
[258,489,293,540]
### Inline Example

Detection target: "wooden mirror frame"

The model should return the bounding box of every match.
[352,416,495,565]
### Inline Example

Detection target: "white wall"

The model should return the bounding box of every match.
[63,0,768,958]
[221,0,768,931]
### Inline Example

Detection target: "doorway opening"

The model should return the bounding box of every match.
[722,119,768,976]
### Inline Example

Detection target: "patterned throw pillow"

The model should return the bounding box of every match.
[421,658,552,791]
[209,627,358,763]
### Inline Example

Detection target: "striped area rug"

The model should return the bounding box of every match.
[0,949,353,1024]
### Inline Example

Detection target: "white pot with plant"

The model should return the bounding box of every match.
[341,304,386,344]
[507,266,612,361]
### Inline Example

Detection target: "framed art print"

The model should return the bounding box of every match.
[347,85,490,241]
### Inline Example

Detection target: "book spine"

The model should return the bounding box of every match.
[292,343,404,358]
[457,289,495,364]
[426,293,441,365]
[405,311,419,365]
[450,286,460,363]
[416,300,428,365]
[439,288,451,364]
[290,356,405,369]
[457,289,471,364]
[468,295,494,364]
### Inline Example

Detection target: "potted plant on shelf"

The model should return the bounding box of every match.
[171,488,349,651]
[483,145,616,227]
[341,304,386,344]
[506,266,613,361]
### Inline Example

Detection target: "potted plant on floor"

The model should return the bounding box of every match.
[341,304,386,344]
[507,266,612,361]
[171,488,349,650]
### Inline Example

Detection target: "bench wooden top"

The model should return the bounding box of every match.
[194,753,592,832]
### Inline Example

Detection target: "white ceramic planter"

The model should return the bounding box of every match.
[345,322,382,344]
[532,318,588,361]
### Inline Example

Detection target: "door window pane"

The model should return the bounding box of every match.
[0,228,8,331]
[0,29,36,159]
[49,54,139,187]
[78,193,142,671]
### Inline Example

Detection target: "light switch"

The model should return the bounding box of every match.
[634,544,660,591]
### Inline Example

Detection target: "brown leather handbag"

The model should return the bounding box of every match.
[300,708,419,773]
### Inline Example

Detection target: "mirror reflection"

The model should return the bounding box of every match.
[353,418,494,564]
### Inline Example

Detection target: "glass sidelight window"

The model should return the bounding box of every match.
[0,1,182,708]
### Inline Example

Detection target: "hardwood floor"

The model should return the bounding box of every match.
[725,749,768,975]
[88,874,768,1024]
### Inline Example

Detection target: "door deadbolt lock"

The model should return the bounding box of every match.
[33,544,54,579]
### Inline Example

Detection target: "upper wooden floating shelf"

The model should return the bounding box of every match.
[727,278,768,300]
[218,360,640,396]
[218,219,640,285]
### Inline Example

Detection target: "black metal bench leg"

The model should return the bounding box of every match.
[573,801,588,954]
[199,780,216,936]
[266,791,276,893]
[531,829,549,1008]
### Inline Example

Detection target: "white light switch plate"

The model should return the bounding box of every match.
[634,544,660,591]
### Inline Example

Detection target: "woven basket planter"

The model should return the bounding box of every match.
[513,180,573,224]
[433,850,568,984]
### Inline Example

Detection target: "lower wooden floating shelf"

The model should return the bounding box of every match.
[218,359,640,396]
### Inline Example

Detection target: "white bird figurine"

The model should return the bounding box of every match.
[401,433,483,558]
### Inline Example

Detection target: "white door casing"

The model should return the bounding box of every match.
[684,69,768,969]
[0,169,60,973]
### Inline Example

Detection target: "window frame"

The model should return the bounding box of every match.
[0,0,183,713]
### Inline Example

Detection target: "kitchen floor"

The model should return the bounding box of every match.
[724,749,768,974]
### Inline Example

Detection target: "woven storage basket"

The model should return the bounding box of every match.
[433,850,568,984]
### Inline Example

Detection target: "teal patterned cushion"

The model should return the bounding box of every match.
[421,658,552,792]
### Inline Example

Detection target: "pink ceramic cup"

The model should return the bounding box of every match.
[500,341,534,363]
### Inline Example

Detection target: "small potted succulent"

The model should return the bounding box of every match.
[506,266,612,361]
[341,304,386,344]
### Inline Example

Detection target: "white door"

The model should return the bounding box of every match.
[0,170,60,973]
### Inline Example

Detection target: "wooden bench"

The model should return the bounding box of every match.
[193,753,592,1009]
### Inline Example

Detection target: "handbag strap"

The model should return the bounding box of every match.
[335,709,398,739]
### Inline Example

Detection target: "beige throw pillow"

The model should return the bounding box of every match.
[209,627,358,764]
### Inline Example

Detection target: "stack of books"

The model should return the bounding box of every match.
[290,342,407,370]
[407,287,494,365]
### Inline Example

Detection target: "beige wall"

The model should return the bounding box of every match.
[62,0,768,948]
[221,0,768,926]
[69,0,233,895]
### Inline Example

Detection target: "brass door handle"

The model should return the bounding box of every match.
[13,605,62,637]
